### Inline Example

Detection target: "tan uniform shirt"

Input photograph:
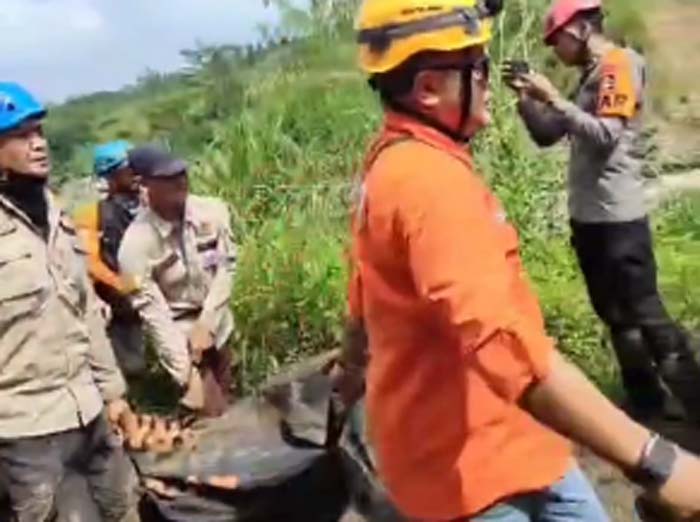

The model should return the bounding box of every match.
[0,193,126,439]
[118,195,237,387]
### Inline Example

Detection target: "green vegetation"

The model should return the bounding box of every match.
[49,0,699,399]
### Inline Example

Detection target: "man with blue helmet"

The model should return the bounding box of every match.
[75,140,146,378]
[0,83,139,521]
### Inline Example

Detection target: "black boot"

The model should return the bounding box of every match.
[643,323,700,424]
[610,328,667,420]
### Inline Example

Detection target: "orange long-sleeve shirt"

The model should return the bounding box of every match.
[73,201,126,293]
[349,112,571,520]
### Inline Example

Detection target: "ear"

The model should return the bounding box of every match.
[412,70,443,110]
[569,17,593,42]
[579,20,593,41]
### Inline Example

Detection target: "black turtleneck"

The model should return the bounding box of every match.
[0,173,49,239]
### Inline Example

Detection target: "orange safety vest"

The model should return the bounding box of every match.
[73,201,126,293]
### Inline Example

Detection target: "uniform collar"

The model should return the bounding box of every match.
[581,43,621,84]
[0,189,60,237]
[382,110,475,166]
[147,197,196,239]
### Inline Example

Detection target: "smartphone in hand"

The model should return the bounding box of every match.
[502,59,531,77]
[501,59,531,93]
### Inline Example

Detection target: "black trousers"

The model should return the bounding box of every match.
[570,218,673,330]
[0,414,140,522]
[570,218,700,414]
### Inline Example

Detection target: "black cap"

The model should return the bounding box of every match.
[128,145,187,179]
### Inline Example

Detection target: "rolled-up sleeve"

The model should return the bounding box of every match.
[398,154,555,402]
[118,228,191,387]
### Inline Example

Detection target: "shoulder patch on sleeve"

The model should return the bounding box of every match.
[195,196,231,232]
[597,48,637,119]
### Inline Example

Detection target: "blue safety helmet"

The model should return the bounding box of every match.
[0,82,47,135]
[93,140,133,178]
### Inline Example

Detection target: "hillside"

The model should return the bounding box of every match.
[48,0,700,403]
[650,0,700,167]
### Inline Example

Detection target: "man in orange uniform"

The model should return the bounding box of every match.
[332,1,700,521]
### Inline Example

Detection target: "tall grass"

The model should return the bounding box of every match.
[190,0,637,391]
[51,0,699,395]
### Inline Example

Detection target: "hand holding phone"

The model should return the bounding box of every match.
[502,59,531,93]
[503,59,531,76]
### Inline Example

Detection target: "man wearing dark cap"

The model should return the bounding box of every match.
[119,145,237,417]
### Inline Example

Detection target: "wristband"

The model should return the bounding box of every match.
[626,434,677,490]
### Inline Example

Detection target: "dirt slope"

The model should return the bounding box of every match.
[650,0,700,165]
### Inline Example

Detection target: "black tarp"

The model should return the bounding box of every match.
[0,353,403,522]
[136,354,403,521]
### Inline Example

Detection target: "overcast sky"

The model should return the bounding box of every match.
[0,0,281,103]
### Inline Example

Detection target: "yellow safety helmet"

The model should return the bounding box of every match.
[356,0,502,74]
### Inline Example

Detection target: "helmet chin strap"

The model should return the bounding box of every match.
[457,67,476,142]
[376,67,476,144]
[569,24,594,65]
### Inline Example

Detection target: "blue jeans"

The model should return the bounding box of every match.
[472,467,609,522]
